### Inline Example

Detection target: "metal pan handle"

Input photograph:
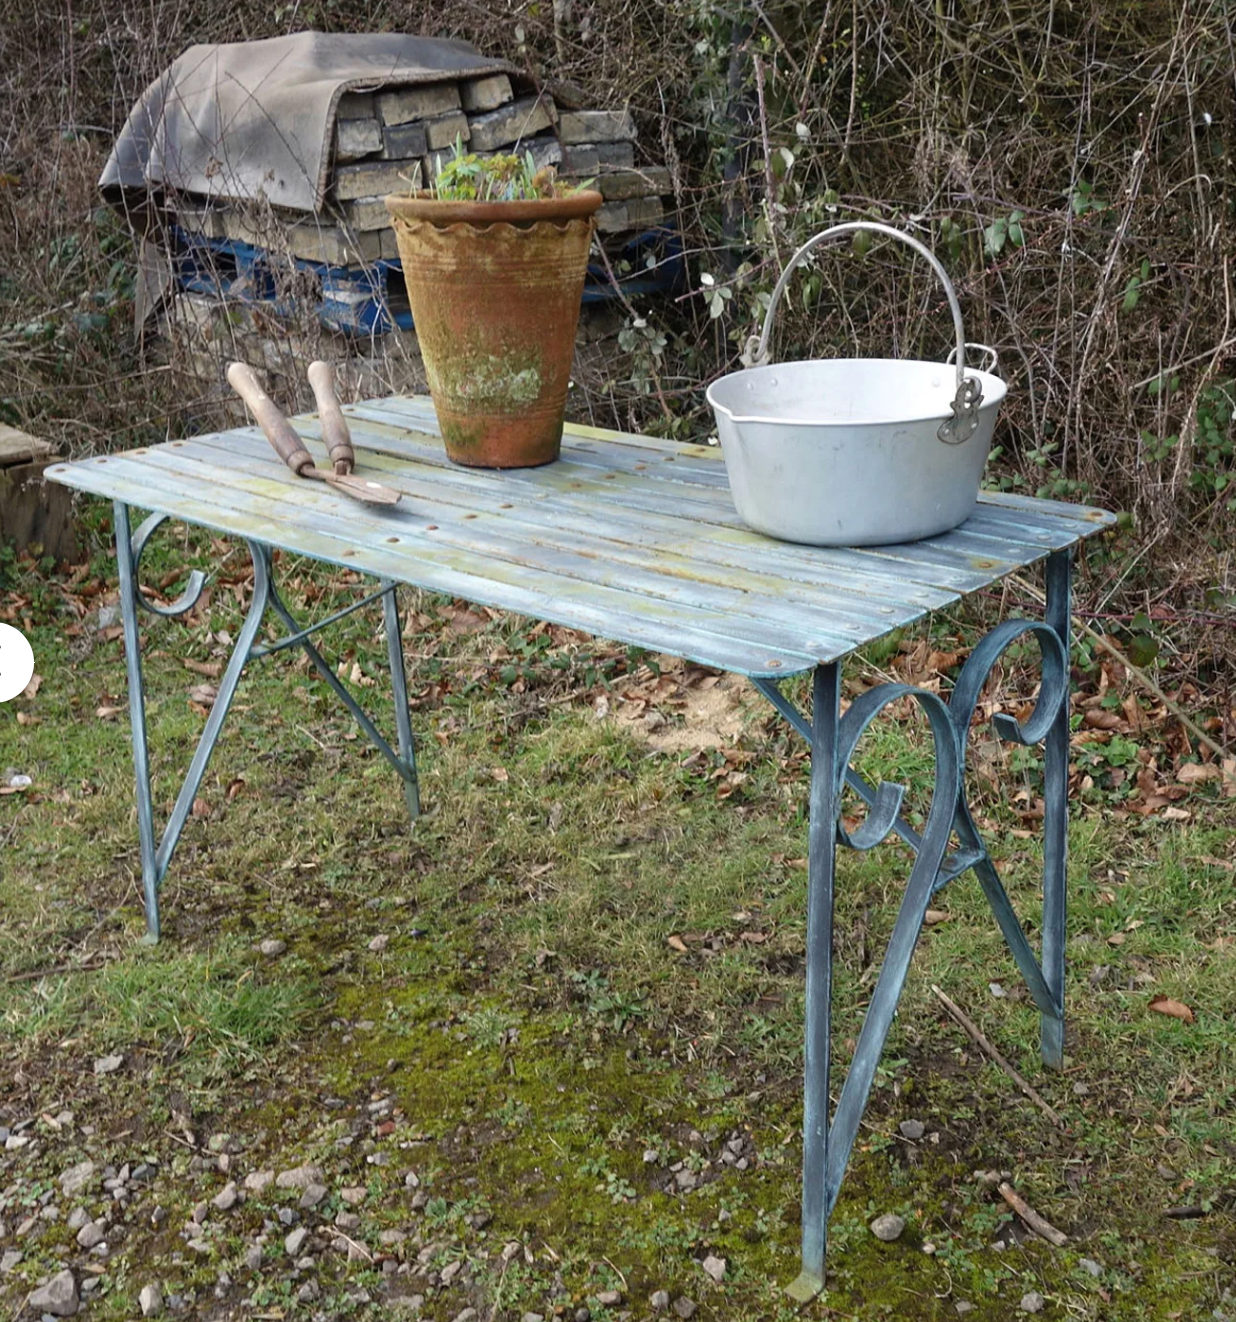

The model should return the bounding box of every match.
[743,221,983,445]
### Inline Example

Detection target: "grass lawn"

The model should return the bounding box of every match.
[0,513,1233,1321]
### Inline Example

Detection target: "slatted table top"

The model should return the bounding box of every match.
[49,395,1116,678]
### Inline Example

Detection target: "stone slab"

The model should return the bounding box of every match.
[335,160,422,200]
[337,92,376,120]
[380,122,428,161]
[599,167,672,200]
[336,118,382,162]
[424,111,471,152]
[466,96,556,152]
[377,83,461,126]
[459,74,513,113]
[558,109,636,145]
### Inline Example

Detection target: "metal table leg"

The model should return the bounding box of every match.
[113,504,421,940]
[760,559,1075,1299]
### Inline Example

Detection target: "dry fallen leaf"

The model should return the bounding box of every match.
[1149,995,1195,1024]
[188,683,218,708]
[22,673,41,699]
[924,909,951,926]
[96,705,124,720]
[184,658,223,679]
[490,766,509,783]
[1107,932,1126,946]
[191,797,211,819]
[1175,762,1220,784]
[667,935,688,954]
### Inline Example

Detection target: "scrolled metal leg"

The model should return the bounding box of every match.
[114,503,161,942]
[789,663,840,1304]
[1040,549,1073,1067]
[382,582,420,821]
[113,505,270,941]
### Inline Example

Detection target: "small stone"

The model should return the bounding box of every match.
[522,1314,545,1322]
[28,1268,79,1316]
[4,1134,30,1151]
[212,1183,240,1212]
[285,1227,309,1256]
[870,1213,906,1242]
[955,1304,975,1316]
[701,1254,726,1283]
[573,1309,590,1322]
[60,1162,96,1196]
[899,1120,926,1141]
[244,1244,263,1272]
[244,1171,275,1193]
[258,939,286,957]
[452,1310,479,1322]
[643,1149,659,1164]
[596,1289,622,1305]
[66,1208,89,1232]
[1079,1258,1102,1277]
[335,1211,361,1231]
[299,1183,328,1209]
[276,1165,325,1191]
[1020,1292,1045,1314]
[75,1222,105,1249]
[93,1054,124,1075]
[672,1298,697,1320]
[650,1292,670,1312]
[379,1229,408,1247]
[297,1281,320,1304]
[139,1282,164,1317]
[404,1170,420,1189]
[186,1237,210,1254]
[368,934,390,953]
[191,1201,209,1225]
[1,1250,23,1273]
[341,1186,367,1205]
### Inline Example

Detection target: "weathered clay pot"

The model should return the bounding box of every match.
[385,191,603,468]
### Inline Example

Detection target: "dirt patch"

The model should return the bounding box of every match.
[607,659,765,754]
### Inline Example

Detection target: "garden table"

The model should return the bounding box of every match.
[48,395,1115,1298]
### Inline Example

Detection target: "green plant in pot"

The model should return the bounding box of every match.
[385,142,602,469]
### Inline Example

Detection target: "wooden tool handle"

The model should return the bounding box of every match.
[307,360,355,475]
[226,362,315,475]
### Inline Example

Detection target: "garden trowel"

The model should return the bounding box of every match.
[226,361,400,506]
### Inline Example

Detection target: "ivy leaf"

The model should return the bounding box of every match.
[983,218,1008,258]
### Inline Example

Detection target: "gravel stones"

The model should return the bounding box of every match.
[650,1291,670,1311]
[1,1249,23,1273]
[899,1119,926,1140]
[212,1182,240,1211]
[1079,1258,1102,1277]
[870,1213,906,1242]
[1019,1292,1045,1313]
[673,1299,697,1319]
[75,1221,105,1249]
[701,1254,726,1283]
[595,1290,622,1306]
[243,1170,274,1193]
[244,1244,263,1271]
[28,1268,79,1316]
[299,1183,328,1209]
[59,1161,96,1196]
[285,1226,309,1256]
[368,934,389,953]
[340,1186,367,1205]
[258,939,287,957]
[93,1054,124,1075]
[276,1164,325,1191]
[139,1282,165,1317]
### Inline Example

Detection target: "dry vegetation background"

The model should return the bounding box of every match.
[1,1,1234,677]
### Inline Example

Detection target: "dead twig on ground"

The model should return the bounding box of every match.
[998,1180,1069,1246]
[930,984,1063,1127]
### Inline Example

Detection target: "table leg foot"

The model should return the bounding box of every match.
[785,1270,825,1303]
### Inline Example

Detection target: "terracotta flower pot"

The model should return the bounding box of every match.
[385,191,603,468]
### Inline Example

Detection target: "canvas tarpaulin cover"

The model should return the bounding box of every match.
[100,31,517,215]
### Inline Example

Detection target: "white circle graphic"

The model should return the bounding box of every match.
[0,623,36,702]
